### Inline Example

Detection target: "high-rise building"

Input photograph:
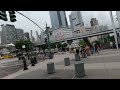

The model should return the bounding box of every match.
[49,11,68,28]
[69,11,85,35]
[90,18,99,27]
[24,32,30,40]
[1,24,17,45]
[116,11,120,28]
[1,24,25,45]
[16,28,24,40]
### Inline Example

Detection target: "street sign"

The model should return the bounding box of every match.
[22,45,26,49]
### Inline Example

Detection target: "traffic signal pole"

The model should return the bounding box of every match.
[46,24,50,51]
[16,11,44,33]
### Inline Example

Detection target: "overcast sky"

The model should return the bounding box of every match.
[0,11,119,38]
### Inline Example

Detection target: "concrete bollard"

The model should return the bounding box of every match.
[64,57,70,66]
[47,62,55,74]
[74,61,85,77]
[75,54,81,61]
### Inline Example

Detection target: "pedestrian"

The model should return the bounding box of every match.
[95,43,99,53]
[90,45,94,54]
[85,45,90,56]
[81,46,86,58]
[76,48,79,54]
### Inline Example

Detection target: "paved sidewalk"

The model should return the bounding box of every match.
[2,49,120,79]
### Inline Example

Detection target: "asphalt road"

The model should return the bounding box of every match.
[0,57,30,78]
[0,55,48,78]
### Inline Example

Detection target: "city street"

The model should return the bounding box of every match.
[2,49,120,79]
[0,58,23,78]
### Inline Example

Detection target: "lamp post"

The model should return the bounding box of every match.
[110,11,119,49]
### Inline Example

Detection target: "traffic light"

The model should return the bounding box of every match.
[45,38,47,44]
[0,11,8,21]
[9,11,16,22]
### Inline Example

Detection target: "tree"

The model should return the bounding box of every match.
[62,43,67,47]
[83,37,91,46]
[79,39,86,46]
[56,42,62,48]
[15,39,32,52]
[40,44,48,50]
[51,43,56,48]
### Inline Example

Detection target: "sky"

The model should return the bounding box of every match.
[0,11,119,39]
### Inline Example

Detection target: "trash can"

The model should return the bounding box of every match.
[47,62,55,74]
[64,57,70,66]
[74,61,85,77]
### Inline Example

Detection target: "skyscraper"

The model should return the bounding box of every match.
[1,24,17,45]
[116,11,120,28]
[90,18,99,27]
[16,28,24,40]
[1,24,25,45]
[49,11,68,28]
[69,11,85,35]
[24,32,30,40]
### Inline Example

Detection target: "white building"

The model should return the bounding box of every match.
[39,27,73,44]
[69,11,85,36]
[49,27,73,42]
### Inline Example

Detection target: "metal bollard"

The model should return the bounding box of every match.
[47,62,55,74]
[30,57,35,66]
[75,54,81,61]
[64,57,70,66]
[74,61,85,77]
[22,57,28,70]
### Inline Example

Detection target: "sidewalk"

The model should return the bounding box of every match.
[2,52,75,79]
[2,49,120,79]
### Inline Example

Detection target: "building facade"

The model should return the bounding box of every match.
[49,27,73,42]
[16,28,24,40]
[39,27,73,44]
[90,18,99,27]
[1,24,25,45]
[69,11,85,36]
[24,32,30,40]
[49,11,68,28]
[116,11,120,28]
[1,24,17,45]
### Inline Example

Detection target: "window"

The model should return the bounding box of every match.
[72,18,76,20]
[75,23,81,26]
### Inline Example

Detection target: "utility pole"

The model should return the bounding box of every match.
[110,11,119,49]
[45,23,50,50]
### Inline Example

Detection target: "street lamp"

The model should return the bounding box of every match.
[109,11,119,49]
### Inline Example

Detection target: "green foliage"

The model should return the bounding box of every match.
[83,37,91,46]
[56,42,62,48]
[40,44,48,50]
[94,40,100,45]
[79,40,86,46]
[15,39,32,51]
[62,43,67,47]
[50,43,56,48]
[109,36,115,41]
